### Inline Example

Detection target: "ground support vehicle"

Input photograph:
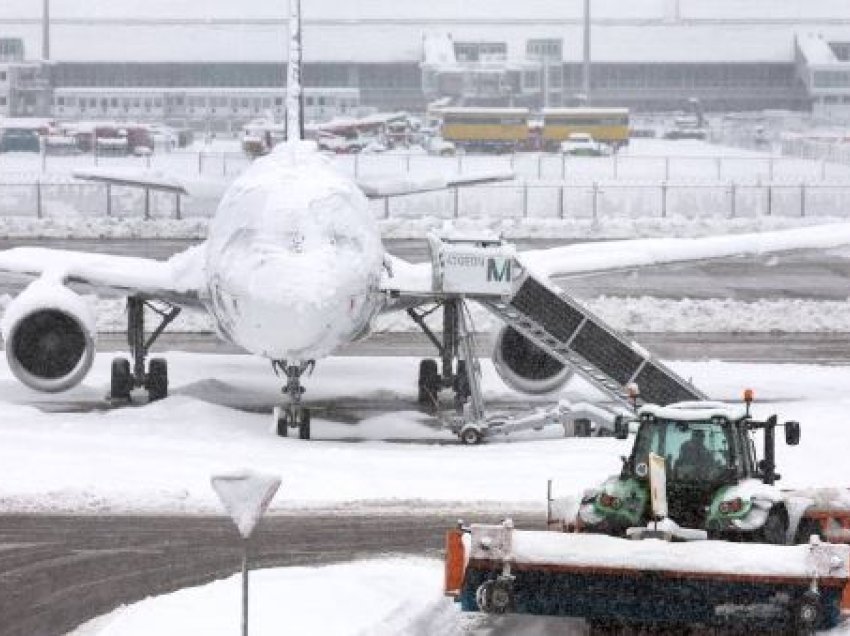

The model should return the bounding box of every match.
[445,520,850,632]
[559,132,610,157]
[439,107,529,153]
[542,107,629,152]
[390,234,703,444]
[444,401,850,630]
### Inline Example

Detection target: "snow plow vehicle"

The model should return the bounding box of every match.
[445,398,850,632]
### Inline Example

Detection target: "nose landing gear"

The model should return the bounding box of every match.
[273,361,314,440]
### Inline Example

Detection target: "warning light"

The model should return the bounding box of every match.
[743,388,754,403]
[627,383,640,398]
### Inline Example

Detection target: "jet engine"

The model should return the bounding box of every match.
[492,326,574,394]
[1,279,96,393]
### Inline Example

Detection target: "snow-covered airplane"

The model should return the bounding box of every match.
[2,1,850,440]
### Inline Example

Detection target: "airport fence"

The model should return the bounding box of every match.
[3,180,850,221]
[3,148,850,183]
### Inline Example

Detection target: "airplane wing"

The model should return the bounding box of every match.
[0,244,207,306]
[519,223,850,279]
[381,223,850,294]
[74,166,514,201]
[357,171,515,198]
[73,168,228,200]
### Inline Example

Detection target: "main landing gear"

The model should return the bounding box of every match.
[272,361,314,440]
[110,296,180,403]
[408,298,473,413]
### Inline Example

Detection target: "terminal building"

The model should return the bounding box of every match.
[1,0,850,124]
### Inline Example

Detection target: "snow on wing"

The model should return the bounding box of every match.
[0,245,207,304]
[520,222,850,279]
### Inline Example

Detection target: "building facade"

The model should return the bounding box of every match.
[2,1,850,120]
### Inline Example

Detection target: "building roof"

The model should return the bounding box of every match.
[2,0,850,64]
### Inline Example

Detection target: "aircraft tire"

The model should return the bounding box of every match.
[418,359,440,404]
[110,357,132,401]
[146,358,168,401]
[298,409,311,440]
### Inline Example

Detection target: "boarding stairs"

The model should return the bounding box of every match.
[479,272,706,408]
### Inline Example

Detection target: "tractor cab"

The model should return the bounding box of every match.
[582,394,801,542]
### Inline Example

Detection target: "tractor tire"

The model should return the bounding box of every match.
[417,359,440,405]
[146,358,168,402]
[754,507,788,545]
[110,357,132,401]
[793,590,822,635]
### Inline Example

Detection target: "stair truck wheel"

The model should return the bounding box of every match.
[793,590,822,634]
[755,507,788,545]
[418,359,440,404]
[146,358,168,401]
[460,426,483,445]
[110,357,132,401]
[298,409,311,440]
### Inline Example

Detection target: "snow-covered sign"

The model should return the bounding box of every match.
[211,470,281,539]
[649,452,668,520]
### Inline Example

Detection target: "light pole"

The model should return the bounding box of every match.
[583,0,591,105]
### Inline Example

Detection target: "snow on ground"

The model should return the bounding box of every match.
[0,353,849,515]
[68,557,469,636]
[64,293,850,335]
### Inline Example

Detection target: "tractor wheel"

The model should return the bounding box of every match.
[754,507,788,545]
[793,590,822,634]
[146,358,168,401]
[110,357,132,401]
[417,359,440,405]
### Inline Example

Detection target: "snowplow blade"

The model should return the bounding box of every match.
[447,522,850,630]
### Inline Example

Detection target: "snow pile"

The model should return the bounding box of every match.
[506,531,849,578]
[0,355,849,514]
[69,558,461,636]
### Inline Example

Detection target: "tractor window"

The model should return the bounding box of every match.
[632,418,731,481]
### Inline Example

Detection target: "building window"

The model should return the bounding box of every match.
[110,97,118,108]
[0,71,6,82]
[0,96,6,106]
[527,39,563,60]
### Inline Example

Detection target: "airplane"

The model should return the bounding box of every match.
[2,1,850,441]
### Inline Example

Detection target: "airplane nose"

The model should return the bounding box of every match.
[226,248,373,360]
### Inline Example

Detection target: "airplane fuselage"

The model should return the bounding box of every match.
[204,141,385,362]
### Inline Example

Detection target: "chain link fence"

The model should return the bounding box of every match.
[3,180,850,221]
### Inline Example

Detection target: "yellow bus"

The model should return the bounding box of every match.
[440,107,530,153]
[542,108,630,151]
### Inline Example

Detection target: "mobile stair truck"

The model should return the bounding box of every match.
[444,396,850,633]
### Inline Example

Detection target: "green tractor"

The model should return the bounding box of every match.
[577,399,809,544]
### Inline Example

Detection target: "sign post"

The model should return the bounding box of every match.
[211,470,281,636]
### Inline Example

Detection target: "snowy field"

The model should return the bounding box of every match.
[69,558,466,636]
[1,352,849,514]
[66,555,850,636]
[23,282,850,336]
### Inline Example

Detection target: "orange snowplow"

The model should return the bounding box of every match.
[445,520,850,631]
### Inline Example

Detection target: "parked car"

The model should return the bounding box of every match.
[559,132,609,156]
[0,129,40,153]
